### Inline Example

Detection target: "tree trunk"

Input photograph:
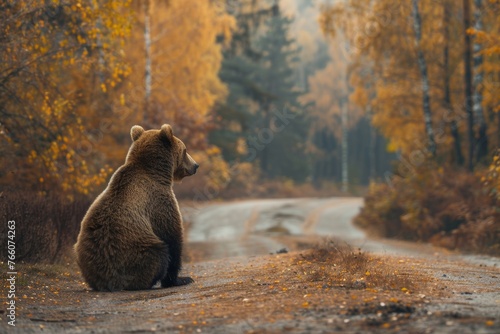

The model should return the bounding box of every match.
[260,101,271,177]
[411,0,436,157]
[368,110,377,182]
[143,0,152,124]
[463,0,475,172]
[443,1,464,165]
[341,98,348,193]
[473,0,488,163]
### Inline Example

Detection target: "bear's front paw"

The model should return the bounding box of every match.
[175,276,194,286]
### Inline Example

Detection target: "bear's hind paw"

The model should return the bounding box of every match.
[175,276,194,286]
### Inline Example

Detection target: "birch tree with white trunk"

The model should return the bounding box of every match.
[411,0,436,157]
[143,0,152,124]
[341,97,348,193]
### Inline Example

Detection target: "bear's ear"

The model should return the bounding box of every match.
[160,124,174,143]
[131,125,145,142]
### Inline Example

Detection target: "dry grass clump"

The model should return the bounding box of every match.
[0,192,91,263]
[294,240,415,292]
[355,164,500,255]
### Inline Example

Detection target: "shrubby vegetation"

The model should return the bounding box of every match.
[321,0,500,255]
[355,155,500,255]
[0,192,91,263]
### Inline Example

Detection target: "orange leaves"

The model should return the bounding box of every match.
[124,0,232,129]
[320,0,498,159]
[482,149,500,202]
[176,147,231,195]
[0,0,134,195]
[27,132,113,195]
[469,6,500,114]
[2,0,231,197]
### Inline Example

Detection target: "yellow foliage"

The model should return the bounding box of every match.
[319,0,494,156]
[470,3,500,115]
[0,0,133,195]
[124,0,235,130]
[2,0,233,197]
[197,148,232,191]
[483,149,500,201]
[174,146,232,199]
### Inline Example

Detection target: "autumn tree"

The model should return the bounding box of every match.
[0,0,235,197]
[472,1,500,147]
[123,0,233,147]
[109,0,236,198]
[412,0,436,157]
[319,0,498,170]
[0,0,132,195]
[337,0,499,254]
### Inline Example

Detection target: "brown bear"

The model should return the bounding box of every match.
[74,124,198,291]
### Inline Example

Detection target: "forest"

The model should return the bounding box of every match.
[0,0,499,259]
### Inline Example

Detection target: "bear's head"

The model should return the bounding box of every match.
[128,124,199,181]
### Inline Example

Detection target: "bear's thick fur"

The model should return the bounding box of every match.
[74,124,198,291]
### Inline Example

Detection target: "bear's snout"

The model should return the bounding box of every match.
[184,152,198,176]
[190,163,199,175]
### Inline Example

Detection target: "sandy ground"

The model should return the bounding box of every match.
[1,197,499,333]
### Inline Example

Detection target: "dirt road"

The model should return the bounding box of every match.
[185,197,446,258]
[186,197,500,332]
[3,197,500,333]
